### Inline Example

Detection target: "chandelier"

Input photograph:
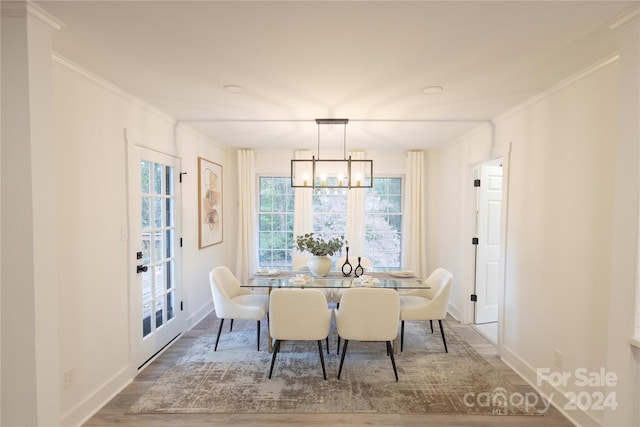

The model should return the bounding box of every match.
[290,119,373,188]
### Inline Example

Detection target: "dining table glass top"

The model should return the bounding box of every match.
[244,270,428,290]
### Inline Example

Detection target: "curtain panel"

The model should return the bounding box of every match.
[235,149,258,282]
[402,150,427,279]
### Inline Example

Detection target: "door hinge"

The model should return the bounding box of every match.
[180,301,184,311]
[472,237,479,245]
[474,178,481,187]
[179,172,187,183]
[180,237,183,247]
[470,294,478,302]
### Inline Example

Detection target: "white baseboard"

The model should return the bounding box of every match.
[186,301,214,331]
[500,345,603,427]
[61,365,133,427]
[61,303,214,426]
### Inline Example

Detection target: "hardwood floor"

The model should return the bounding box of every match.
[84,314,574,426]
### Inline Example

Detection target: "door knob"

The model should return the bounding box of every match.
[137,264,148,274]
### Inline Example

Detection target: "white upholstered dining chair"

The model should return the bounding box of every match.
[399,267,453,353]
[209,266,269,351]
[268,288,333,380]
[335,287,400,381]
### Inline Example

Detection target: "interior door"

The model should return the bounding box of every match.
[128,144,183,369]
[474,163,503,324]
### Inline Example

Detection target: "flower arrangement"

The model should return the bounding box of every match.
[294,232,346,256]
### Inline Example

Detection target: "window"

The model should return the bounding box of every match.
[312,186,348,263]
[365,177,403,269]
[258,177,294,268]
[257,175,403,270]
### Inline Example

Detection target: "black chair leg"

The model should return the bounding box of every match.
[387,341,398,382]
[326,337,330,354]
[430,320,433,333]
[387,341,399,381]
[230,319,234,332]
[337,340,349,379]
[214,318,224,351]
[268,339,281,379]
[257,320,261,351]
[400,320,405,352]
[337,336,340,355]
[317,340,327,380]
[438,320,448,353]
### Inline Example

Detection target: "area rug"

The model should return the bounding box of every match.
[128,320,544,416]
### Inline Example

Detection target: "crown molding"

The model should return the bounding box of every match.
[608,7,640,31]
[1,0,64,31]
[493,53,619,125]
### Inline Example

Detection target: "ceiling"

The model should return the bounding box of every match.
[37,0,637,152]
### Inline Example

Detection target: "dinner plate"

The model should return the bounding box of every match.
[389,271,415,278]
[254,269,280,277]
[288,275,312,284]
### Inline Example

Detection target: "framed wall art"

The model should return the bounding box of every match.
[198,157,223,248]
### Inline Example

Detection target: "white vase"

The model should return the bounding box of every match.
[307,255,332,277]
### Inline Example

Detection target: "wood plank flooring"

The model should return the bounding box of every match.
[84,314,574,426]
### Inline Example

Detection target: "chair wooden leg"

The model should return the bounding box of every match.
[317,340,327,380]
[438,320,448,353]
[430,320,433,333]
[268,339,281,379]
[337,336,340,355]
[337,340,349,379]
[400,320,405,352]
[326,337,330,354]
[214,318,224,351]
[230,319,234,332]
[387,341,399,381]
[257,320,261,351]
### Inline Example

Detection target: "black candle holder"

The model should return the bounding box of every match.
[354,256,364,277]
[341,246,352,276]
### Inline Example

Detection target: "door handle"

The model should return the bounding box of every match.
[137,264,148,274]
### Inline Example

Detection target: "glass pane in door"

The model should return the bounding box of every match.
[139,160,176,338]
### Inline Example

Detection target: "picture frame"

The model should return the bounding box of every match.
[198,157,223,248]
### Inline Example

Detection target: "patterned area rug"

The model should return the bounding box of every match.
[129,319,544,416]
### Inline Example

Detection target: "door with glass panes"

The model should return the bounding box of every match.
[128,144,182,369]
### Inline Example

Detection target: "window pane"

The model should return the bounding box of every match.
[155,298,164,328]
[258,177,293,269]
[165,230,173,258]
[141,197,151,229]
[154,232,164,262]
[166,260,173,290]
[166,198,173,226]
[365,177,403,269]
[154,163,162,194]
[140,160,151,194]
[154,265,164,295]
[166,292,175,321]
[154,198,162,228]
[143,303,152,337]
[165,165,173,195]
[141,234,151,264]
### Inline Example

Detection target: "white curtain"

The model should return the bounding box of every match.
[293,150,313,265]
[235,149,258,283]
[402,150,427,279]
[347,150,366,258]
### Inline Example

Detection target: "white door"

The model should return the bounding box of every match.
[474,164,503,324]
[128,144,183,369]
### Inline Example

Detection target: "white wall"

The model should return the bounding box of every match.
[429,56,637,425]
[52,57,232,426]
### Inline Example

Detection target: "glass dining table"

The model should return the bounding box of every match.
[243,270,429,352]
